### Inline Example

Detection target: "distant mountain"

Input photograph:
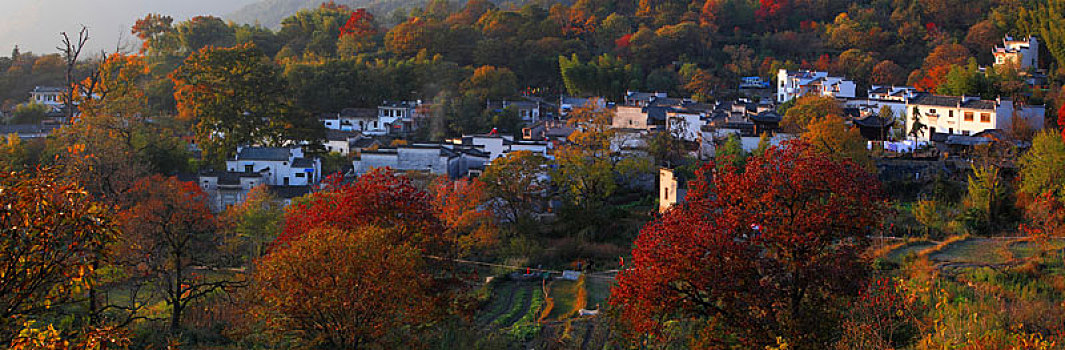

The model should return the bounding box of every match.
[226,0,433,28]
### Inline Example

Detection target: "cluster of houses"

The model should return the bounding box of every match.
[3,35,1050,214]
[658,35,1049,212]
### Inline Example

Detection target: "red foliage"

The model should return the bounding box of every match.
[612,140,886,347]
[278,168,440,248]
[615,33,633,49]
[277,169,493,258]
[1058,103,1065,142]
[339,8,377,38]
[914,65,952,92]
[756,0,788,25]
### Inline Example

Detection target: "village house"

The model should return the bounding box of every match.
[0,123,61,139]
[523,120,575,141]
[448,134,553,162]
[325,130,380,155]
[488,100,545,124]
[378,100,429,135]
[658,168,687,213]
[559,96,607,116]
[321,108,384,135]
[226,146,322,187]
[776,69,857,103]
[904,94,1044,141]
[613,92,709,132]
[28,86,66,113]
[352,143,488,179]
[993,36,1039,70]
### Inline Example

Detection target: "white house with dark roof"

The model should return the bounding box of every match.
[378,101,428,135]
[321,108,384,135]
[776,69,856,103]
[905,94,1044,141]
[28,86,66,112]
[994,36,1039,70]
[226,146,321,187]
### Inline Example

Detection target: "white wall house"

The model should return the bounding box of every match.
[666,110,706,142]
[197,172,266,212]
[226,147,321,187]
[776,69,857,103]
[904,95,1044,141]
[659,168,686,213]
[353,143,487,179]
[994,36,1039,70]
[378,101,427,135]
[322,108,386,135]
[28,86,66,112]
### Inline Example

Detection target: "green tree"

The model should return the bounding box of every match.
[462,65,517,101]
[171,44,321,166]
[783,95,845,132]
[222,185,283,259]
[1018,130,1065,201]
[9,103,48,124]
[175,16,236,52]
[716,133,747,170]
[479,150,549,223]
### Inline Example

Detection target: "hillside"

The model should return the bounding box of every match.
[227,0,434,28]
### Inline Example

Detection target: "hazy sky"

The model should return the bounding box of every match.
[0,0,259,56]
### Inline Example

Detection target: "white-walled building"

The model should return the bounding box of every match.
[28,86,66,112]
[378,101,428,135]
[904,95,1044,141]
[321,108,385,135]
[226,147,321,187]
[994,36,1039,70]
[353,143,489,179]
[776,69,857,103]
[659,168,686,213]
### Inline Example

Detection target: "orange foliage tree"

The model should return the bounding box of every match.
[612,140,886,348]
[254,169,495,346]
[0,169,116,345]
[252,227,436,348]
[117,175,235,334]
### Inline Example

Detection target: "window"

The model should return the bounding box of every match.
[295,173,305,178]
[664,188,670,201]
[980,113,991,123]
[964,112,974,121]
[929,108,937,114]
[948,110,953,118]
[244,165,253,172]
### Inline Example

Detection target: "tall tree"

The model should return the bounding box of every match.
[116,175,236,334]
[782,95,844,132]
[478,150,550,223]
[802,115,873,171]
[251,226,436,348]
[613,140,886,348]
[0,169,115,344]
[170,43,318,166]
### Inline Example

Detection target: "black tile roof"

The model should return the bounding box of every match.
[236,147,291,161]
[340,108,377,118]
[292,157,316,168]
[911,95,998,110]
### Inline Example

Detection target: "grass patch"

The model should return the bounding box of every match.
[929,238,1012,264]
[883,241,937,264]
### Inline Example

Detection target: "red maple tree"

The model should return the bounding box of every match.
[612,140,887,348]
[339,8,377,39]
